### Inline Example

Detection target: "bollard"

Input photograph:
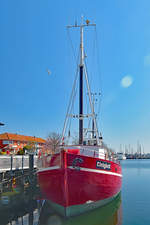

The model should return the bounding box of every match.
[10,155,14,190]
[29,211,34,225]
[0,182,3,194]
[22,155,24,175]
[29,154,34,172]
[10,155,13,174]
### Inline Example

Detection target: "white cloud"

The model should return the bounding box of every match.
[144,54,150,67]
[121,75,133,88]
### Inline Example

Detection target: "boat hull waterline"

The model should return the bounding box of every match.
[38,149,122,217]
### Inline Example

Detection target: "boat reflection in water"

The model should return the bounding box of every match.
[38,192,122,225]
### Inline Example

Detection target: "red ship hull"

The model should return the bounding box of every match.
[37,147,122,217]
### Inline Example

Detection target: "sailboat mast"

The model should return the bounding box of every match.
[79,20,84,144]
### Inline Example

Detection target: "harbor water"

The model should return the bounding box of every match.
[121,159,150,225]
[1,159,150,225]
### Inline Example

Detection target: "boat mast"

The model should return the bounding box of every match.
[79,17,84,144]
[66,17,100,145]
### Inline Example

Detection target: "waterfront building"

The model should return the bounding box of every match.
[0,132,45,154]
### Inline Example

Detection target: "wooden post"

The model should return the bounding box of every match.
[29,211,33,225]
[29,154,34,172]
[22,155,24,175]
[10,155,13,173]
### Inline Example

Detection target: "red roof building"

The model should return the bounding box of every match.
[0,133,45,154]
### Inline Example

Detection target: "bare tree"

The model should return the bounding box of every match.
[44,132,61,154]
[72,132,79,145]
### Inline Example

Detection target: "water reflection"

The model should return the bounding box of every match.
[1,199,37,225]
[3,159,150,225]
[0,169,40,225]
[0,171,122,225]
[38,193,122,225]
[1,192,122,225]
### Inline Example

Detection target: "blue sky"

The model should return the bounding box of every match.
[0,0,150,152]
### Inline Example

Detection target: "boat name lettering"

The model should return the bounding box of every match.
[96,161,111,170]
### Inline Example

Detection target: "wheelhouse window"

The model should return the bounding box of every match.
[3,140,13,144]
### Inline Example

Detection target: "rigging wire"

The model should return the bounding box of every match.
[69,48,80,116]
[84,51,90,116]
[67,28,79,65]
[68,50,80,140]
[84,61,100,145]
[61,29,80,142]
[83,29,97,134]
[84,28,102,124]
[84,74,95,136]
[61,61,79,141]
[94,26,103,126]
[90,28,96,92]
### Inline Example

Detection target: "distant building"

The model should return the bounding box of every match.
[0,132,45,154]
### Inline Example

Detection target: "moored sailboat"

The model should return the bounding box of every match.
[37,18,122,217]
